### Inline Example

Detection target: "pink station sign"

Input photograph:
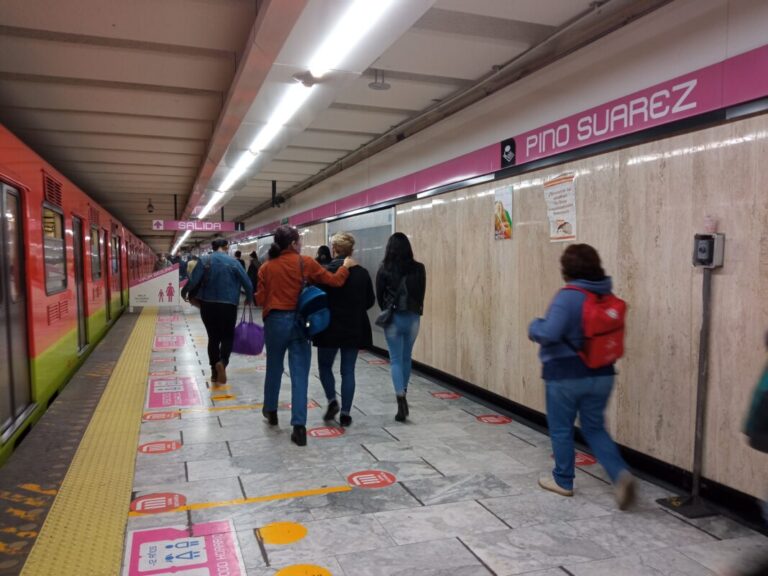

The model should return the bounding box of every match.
[124,520,245,576]
[152,220,237,232]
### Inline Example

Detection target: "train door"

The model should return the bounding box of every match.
[0,184,30,440]
[103,229,111,322]
[112,234,123,307]
[72,216,88,351]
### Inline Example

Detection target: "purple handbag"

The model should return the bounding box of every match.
[232,306,264,356]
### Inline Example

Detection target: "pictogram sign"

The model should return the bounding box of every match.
[153,335,185,350]
[138,440,182,454]
[347,470,397,489]
[142,411,180,422]
[308,427,344,438]
[476,414,512,424]
[130,492,186,514]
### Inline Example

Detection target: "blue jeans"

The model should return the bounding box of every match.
[317,347,358,415]
[263,311,311,426]
[383,311,420,396]
[545,375,629,490]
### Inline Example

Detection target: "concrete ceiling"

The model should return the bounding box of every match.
[0,0,671,254]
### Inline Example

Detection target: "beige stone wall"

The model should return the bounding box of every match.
[298,223,327,258]
[395,113,768,498]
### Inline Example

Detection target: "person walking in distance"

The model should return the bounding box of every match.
[186,239,253,385]
[375,232,426,422]
[234,250,246,269]
[255,225,356,446]
[247,251,260,294]
[528,243,635,509]
[313,232,375,427]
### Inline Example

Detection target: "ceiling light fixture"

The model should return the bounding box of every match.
[368,69,390,91]
[146,198,155,213]
[196,191,226,220]
[219,152,257,192]
[171,230,192,256]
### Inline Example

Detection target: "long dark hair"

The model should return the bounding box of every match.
[560,244,605,281]
[315,245,332,264]
[268,225,299,259]
[381,232,414,276]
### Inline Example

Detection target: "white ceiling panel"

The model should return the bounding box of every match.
[373,27,529,80]
[275,146,348,164]
[334,74,459,110]
[290,129,373,150]
[261,159,330,176]
[309,107,411,133]
[433,0,592,26]
[13,131,207,155]
[34,146,200,168]
[52,161,196,177]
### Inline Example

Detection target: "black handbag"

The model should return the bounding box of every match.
[375,275,407,327]
[186,257,210,308]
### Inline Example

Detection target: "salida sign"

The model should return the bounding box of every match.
[152,220,242,232]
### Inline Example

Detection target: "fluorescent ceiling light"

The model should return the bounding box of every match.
[197,191,226,220]
[219,152,257,193]
[249,84,313,154]
[171,230,192,256]
[309,0,395,78]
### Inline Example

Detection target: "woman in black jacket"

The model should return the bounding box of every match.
[313,232,375,427]
[376,232,426,422]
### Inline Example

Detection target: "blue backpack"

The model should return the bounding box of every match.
[297,256,330,337]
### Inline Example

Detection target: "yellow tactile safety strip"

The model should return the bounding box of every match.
[21,307,158,576]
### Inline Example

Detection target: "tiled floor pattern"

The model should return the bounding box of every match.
[124,308,768,576]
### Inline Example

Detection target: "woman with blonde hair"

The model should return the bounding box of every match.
[313,232,375,427]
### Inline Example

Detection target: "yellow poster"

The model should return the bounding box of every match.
[494,186,513,240]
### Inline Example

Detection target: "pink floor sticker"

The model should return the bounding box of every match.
[124,520,245,576]
[308,426,344,438]
[139,440,182,454]
[157,315,181,324]
[153,334,186,350]
[476,414,512,425]
[131,493,187,514]
[147,376,202,409]
[347,470,397,489]
[142,411,180,422]
[431,391,461,400]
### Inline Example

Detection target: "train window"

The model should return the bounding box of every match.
[111,235,119,273]
[90,225,102,280]
[42,205,67,294]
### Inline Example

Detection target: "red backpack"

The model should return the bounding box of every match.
[563,285,627,368]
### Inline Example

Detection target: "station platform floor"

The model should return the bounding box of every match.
[7,306,768,575]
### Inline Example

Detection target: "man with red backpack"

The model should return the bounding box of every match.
[528,243,635,510]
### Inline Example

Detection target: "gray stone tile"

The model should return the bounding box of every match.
[462,523,613,575]
[136,441,230,464]
[335,459,441,483]
[564,547,717,575]
[336,537,489,576]
[375,500,508,545]
[192,499,314,532]
[133,476,244,505]
[565,511,716,557]
[423,450,536,477]
[678,535,768,575]
[126,510,189,531]
[480,489,613,529]
[306,482,423,520]
[186,455,284,482]
[240,465,347,497]
[133,460,187,489]
[402,473,519,506]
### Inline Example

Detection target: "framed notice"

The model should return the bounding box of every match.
[494,186,513,240]
[543,173,577,242]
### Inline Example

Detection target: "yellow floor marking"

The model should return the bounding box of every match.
[0,542,28,555]
[181,403,263,414]
[0,527,37,538]
[210,384,231,391]
[18,484,58,496]
[275,565,331,576]
[129,485,351,516]
[5,508,43,522]
[21,307,157,576]
[211,394,236,401]
[258,522,307,545]
[0,491,47,507]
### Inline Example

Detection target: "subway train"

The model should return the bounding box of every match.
[0,123,154,466]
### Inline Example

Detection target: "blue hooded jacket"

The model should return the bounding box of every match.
[187,251,253,307]
[528,277,616,380]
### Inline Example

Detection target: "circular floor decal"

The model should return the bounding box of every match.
[308,426,344,438]
[275,566,331,576]
[130,492,186,514]
[476,414,512,424]
[347,470,397,489]
[575,452,597,466]
[138,440,182,454]
[142,411,180,422]
[431,391,461,400]
[259,522,308,545]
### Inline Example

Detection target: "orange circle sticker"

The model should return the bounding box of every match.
[308,427,344,438]
[142,411,179,422]
[476,414,512,425]
[259,522,308,545]
[130,492,186,514]
[138,440,182,454]
[275,566,331,576]
[347,470,397,489]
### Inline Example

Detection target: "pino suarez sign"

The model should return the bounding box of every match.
[152,220,244,232]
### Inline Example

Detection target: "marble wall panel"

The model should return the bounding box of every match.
[396,113,768,497]
[298,223,327,258]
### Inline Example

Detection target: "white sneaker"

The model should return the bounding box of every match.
[538,475,574,497]
[615,471,636,510]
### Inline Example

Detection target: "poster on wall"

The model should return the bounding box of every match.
[129,264,180,308]
[543,173,577,242]
[494,186,513,240]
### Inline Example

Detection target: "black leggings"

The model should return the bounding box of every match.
[200,302,238,367]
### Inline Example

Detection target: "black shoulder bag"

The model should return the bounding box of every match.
[375,274,407,327]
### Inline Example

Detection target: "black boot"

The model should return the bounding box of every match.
[262,407,278,426]
[404,390,409,416]
[339,414,352,427]
[210,366,218,383]
[395,395,408,422]
[323,399,339,421]
[291,425,307,447]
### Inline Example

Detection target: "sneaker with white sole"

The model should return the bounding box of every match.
[614,471,636,510]
[538,475,574,497]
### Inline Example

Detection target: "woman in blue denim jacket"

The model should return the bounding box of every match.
[528,244,635,509]
[186,239,253,384]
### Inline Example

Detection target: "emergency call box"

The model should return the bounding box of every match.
[692,233,725,268]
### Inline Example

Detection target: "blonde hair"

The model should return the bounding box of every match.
[186,259,198,275]
[330,232,355,258]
